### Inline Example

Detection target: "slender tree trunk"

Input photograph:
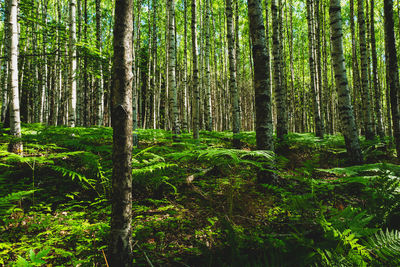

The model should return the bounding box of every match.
[168,0,180,136]
[192,0,200,139]
[271,0,287,141]
[350,0,361,133]
[307,0,324,138]
[329,0,362,163]
[226,0,240,147]
[205,0,212,131]
[315,0,325,133]
[182,0,188,132]
[8,0,22,154]
[131,1,138,146]
[95,0,104,126]
[68,0,77,127]
[109,0,134,265]
[287,0,296,133]
[358,0,374,139]
[235,0,241,131]
[82,0,89,126]
[384,0,400,156]
[1,0,10,123]
[370,0,384,139]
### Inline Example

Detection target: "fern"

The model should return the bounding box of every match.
[49,165,97,193]
[366,229,400,265]
[329,207,377,238]
[319,213,373,263]
[0,190,36,216]
[132,162,177,176]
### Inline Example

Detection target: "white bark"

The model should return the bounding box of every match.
[68,0,77,127]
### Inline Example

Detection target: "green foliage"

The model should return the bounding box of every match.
[0,190,36,217]
[366,229,400,265]
[14,248,50,267]
[1,124,399,266]
[49,165,97,192]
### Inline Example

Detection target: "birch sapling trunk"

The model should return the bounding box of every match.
[226,0,241,148]
[95,0,104,126]
[192,0,200,139]
[205,0,212,131]
[68,0,77,127]
[182,0,188,132]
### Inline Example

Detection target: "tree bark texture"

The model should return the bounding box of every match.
[68,0,77,127]
[329,0,363,164]
[358,0,374,140]
[108,0,134,265]
[248,0,274,151]
[8,0,23,154]
[384,0,400,157]
[226,0,240,147]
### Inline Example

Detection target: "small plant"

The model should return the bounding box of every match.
[14,248,50,267]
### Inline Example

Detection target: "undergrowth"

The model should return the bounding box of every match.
[0,124,399,266]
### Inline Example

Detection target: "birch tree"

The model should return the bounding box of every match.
[383,0,400,157]
[271,0,287,141]
[358,0,374,139]
[192,0,199,139]
[109,0,134,265]
[329,0,362,163]
[68,0,77,127]
[226,0,240,148]
[168,0,180,136]
[248,0,273,151]
[8,0,22,154]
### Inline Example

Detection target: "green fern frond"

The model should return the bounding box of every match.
[0,190,36,216]
[366,229,400,264]
[49,165,97,193]
[132,162,177,177]
[329,207,376,237]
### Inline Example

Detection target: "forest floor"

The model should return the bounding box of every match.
[0,124,399,266]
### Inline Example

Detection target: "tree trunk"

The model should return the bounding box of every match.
[370,0,384,139]
[108,0,134,265]
[205,0,212,131]
[271,0,287,141]
[384,0,400,157]
[1,0,10,124]
[350,0,361,133]
[226,0,240,148]
[329,0,362,163]
[191,0,200,139]
[168,0,180,136]
[95,0,104,126]
[181,0,188,132]
[8,0,22,154]
[358,0,374,139]
[306,0,324,138]
[68,0,77,127]
[248,0,274,151]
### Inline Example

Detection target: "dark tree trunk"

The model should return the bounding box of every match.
[108,0,134,265]
[384,0,400,157]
